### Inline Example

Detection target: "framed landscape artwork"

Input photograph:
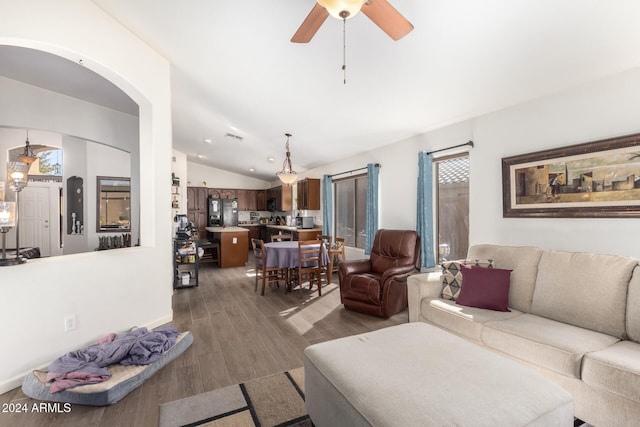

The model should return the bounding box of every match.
[502,133,640,218]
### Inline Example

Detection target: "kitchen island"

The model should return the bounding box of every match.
[263,225,324,242]
[205,226,249,268]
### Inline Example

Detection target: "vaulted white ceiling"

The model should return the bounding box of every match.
[6,1,640,182]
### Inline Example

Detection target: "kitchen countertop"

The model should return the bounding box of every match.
[205,226,250,233]
[267,225,323,232]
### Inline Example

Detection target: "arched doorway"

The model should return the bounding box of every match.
[0,45,140,256]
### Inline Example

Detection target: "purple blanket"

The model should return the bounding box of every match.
[46,326,179,393]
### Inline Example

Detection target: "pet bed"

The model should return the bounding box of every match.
[22,330,192,406]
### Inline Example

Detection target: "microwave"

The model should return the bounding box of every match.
[296,216,314,229]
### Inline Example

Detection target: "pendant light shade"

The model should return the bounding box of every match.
[18,130,38,165]
[0,200,17,265]
[0,201,16,229]
[7,161,30,192]
[317,0,367,19]
[276,133,298,184]
[1,166,27,266]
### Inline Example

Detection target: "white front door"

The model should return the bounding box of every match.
[20,186,51,257]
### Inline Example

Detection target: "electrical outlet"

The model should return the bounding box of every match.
[232,237,237,244]
[64,314,76,332]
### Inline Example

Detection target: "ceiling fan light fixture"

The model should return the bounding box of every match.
[276,133,298,184]
[318,0,367,20]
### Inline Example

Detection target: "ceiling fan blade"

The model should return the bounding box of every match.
[291,4,330,43]
[361,0,414,41]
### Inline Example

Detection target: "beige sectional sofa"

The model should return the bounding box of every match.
[407,244,640,427]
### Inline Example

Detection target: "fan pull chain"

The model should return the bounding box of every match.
[342,16,347,84]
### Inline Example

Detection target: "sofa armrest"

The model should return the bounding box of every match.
[407,272,443,322]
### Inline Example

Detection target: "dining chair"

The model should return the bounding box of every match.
[270,233,293,242]
[269,233,293,282]
[316,235,332,284]
[251,238,281,295]
[316,235,332,246]
[296,239,324,297]
[328,237,345,284]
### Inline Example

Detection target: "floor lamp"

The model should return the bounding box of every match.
[0,200,17,266]
[7,161,30,265]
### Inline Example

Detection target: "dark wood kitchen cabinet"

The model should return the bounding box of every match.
[241,225,260,242]
[268,185,292,211]
[297,178,320,210]
[281,186,292,211]
[187,186,208,237]
[293,228,323,241]
[237,189,257,211]
[256,190,267,211]
[208,188,237,200]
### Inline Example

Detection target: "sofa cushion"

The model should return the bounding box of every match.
[626,265,640,342]
[456,265,512,312]
[531,250,636,338]
[483,313,619,378]
[467,245,543,313]
[441,259,495,300]
[582,340,640,403]
[421,298,522,342]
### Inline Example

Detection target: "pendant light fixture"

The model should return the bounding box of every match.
[276,133,298,184]
[18,130,38,165]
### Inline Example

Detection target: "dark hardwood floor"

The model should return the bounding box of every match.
[0,255,408,426]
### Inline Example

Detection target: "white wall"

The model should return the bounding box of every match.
[0,75,138,152]
[469,66,640,257]
[61,135,88,255]
[0,1,172,393]
[187,161,271,189]
[87,142,131,250]
[300,67,640,260]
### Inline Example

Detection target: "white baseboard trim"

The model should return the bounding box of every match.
[0,313,174,396]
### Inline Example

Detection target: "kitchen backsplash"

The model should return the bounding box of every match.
[238,210,322,227]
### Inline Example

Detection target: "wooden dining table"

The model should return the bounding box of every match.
[264,241,329,269]
[264,241,329,292]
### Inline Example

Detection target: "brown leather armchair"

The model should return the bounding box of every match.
[338,229,421,318]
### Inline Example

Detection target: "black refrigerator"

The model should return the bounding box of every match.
[208,198,238,227]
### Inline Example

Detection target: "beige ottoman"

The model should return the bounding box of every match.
[304,323,573,427]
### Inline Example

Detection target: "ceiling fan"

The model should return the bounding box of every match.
[291,0,414,43]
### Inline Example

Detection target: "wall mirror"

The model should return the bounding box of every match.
[97,176,131,232]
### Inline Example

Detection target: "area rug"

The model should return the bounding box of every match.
[159,367,310,427]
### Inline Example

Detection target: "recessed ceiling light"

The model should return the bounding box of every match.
[249,167,255,172]
[197,154,205,159]
[267,157,275,162]
[202,138,212,143]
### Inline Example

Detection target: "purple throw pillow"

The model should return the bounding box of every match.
[455,265,512,312]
